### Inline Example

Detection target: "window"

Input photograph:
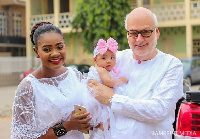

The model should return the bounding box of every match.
[48,0,54,14]
[191,60,196,69]
[60,0,69,13]
[196,60,200,67]
[143,0,150,5]
[193,39,200,56]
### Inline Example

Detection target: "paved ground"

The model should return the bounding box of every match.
[1,84,200,139]
[0,85,17,139]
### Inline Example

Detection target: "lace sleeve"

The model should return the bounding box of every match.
[11,78,45,139]
[71,67,83,81]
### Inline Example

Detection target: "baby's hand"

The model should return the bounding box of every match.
[119,77,128,84]
[95,123,104,131]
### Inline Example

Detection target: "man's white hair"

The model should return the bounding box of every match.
[124,10,158,30]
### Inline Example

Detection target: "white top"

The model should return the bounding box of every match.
[110,49,183,139]
[85,66,114,125]
[11,67,87,139]
[87,66,116,83]
[86,66,118,139]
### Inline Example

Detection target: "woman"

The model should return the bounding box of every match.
[11,22,91,139]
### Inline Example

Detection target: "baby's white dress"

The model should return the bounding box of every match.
[84,66,122,139]
[11,67,91,139]
[85,66,114,125]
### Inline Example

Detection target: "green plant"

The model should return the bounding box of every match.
[71,0,132,53]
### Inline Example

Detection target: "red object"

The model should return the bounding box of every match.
[138,60,141,64]
[176,102,200,137]
[20,70,34,81]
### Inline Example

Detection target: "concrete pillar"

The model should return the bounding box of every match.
[150,0,154,5]
[137,0,143,7]
[70,0,73,12]
[25,0,31,57]
[7,7,14,36]
[25,0,33,69]
[53,0,60,27]
[185,0,193,58]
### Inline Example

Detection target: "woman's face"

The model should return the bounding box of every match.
[34,32,66,70]
[94,50,116,71]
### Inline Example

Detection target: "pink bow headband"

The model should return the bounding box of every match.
[93,37,118,57]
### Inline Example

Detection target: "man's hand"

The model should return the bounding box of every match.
[88,80,114,105]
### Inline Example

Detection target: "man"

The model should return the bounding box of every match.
[88,7,183,139]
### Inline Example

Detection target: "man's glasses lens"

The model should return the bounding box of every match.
[127,28,155,38]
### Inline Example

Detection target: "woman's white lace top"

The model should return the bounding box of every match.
[11,67,86,139]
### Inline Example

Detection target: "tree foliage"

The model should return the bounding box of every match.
[71,0,132,53]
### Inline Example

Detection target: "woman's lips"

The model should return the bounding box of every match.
[50,59,62,64]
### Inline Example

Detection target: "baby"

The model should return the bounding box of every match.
[86,37,128,138]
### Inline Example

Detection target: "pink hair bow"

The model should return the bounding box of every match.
[97,37,118,55]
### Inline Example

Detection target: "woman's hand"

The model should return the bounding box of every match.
[88,80,114,105]
[64,111,91,132]
[38,111,91,139]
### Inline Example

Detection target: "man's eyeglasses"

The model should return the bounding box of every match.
[126,27,157,38]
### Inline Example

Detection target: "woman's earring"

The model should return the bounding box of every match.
[37,55,40,58]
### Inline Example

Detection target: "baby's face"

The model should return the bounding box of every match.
[95,50,116,71]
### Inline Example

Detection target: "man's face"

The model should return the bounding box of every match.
[126,10,160,60]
